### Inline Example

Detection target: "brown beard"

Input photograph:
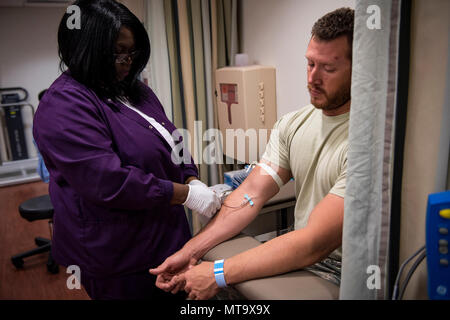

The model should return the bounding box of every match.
[308,84,351,111]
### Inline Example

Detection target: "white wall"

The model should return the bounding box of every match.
[0,7,65,157]
[240,0,355,118]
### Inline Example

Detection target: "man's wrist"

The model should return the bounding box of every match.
[182,240,198,260]
[213,259,227,288]
[184,236,210,262]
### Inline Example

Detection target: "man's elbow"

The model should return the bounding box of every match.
[240,166,282,201]
[295,232,342,268]
[310,236,342,265]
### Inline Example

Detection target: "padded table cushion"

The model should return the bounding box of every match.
[203,235,339,300]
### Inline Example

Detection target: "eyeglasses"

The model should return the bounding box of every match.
[114,51,140,64]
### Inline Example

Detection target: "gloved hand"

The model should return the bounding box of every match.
[183,179,221,218]
[187,179,208,188]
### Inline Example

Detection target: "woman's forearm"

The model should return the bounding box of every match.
[170,182,189,205]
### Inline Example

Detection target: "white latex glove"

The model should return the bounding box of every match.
[183,180,221,218]
[188,179,208,188]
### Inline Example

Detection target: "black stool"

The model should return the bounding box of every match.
[11,194,59,274]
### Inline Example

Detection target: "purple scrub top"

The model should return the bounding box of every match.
[33,72,196,279]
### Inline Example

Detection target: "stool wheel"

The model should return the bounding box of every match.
[35,237,50,247]
[12,257,24,269]
[47,261,59,274]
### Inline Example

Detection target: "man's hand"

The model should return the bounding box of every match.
[149,249,197,293]
[154,161,291,297]
[182,261,220,300]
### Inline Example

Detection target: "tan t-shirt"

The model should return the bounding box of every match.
[262,104,349,258]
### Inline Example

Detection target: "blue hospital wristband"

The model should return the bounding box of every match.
[214,259,227,288]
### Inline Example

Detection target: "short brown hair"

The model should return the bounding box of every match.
[311,7,354,59]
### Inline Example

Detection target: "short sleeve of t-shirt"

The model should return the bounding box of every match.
[328,146,347,198]
[261,113,294,171]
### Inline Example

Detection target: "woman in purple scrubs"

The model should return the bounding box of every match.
[33,0,220,300]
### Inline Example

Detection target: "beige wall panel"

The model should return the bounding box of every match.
[400,0,449,300]
[119,0,145,22]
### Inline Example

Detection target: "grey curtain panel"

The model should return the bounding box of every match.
[145,0,238,234]
[340,0,402,300]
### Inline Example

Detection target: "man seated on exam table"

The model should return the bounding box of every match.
[150,7,354,300]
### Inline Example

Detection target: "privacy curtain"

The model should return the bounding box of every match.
[145,0,239,234]
[340,0,406,300]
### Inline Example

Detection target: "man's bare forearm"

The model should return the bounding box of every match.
[185,189,264,260]
[183,166,282,260]
[222,193,344,285]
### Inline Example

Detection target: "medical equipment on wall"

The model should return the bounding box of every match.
[0,87,33,163]
[426,190,450,300]
[215,65,277,164]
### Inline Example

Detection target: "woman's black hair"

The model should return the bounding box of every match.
[38,89,47,101]
[58,0,150,103]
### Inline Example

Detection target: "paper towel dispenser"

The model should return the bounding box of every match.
[215,65,277,164]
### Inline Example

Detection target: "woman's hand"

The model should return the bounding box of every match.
[183,180,221,218]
